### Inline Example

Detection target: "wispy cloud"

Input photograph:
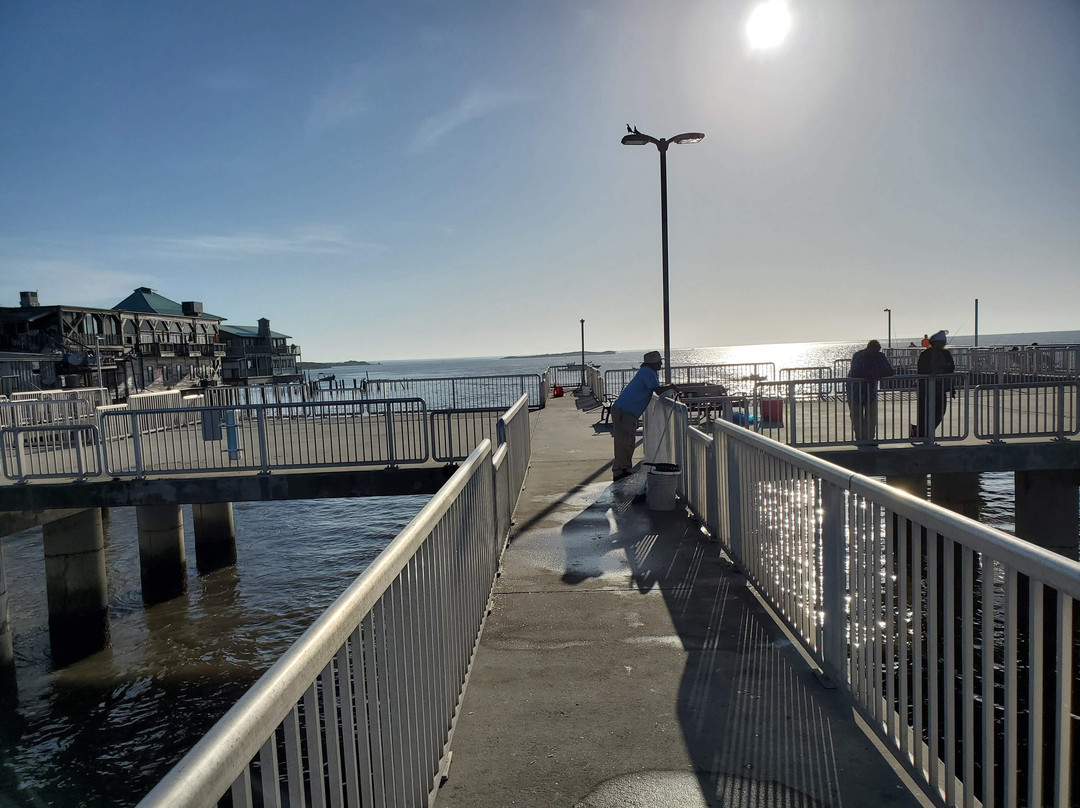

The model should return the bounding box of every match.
[409,87,526,154]
[307,65,375,136]
[128,225,383,260]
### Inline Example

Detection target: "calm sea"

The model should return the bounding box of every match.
[0,334,1076,806]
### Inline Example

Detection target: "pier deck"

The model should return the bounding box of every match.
[436,393,925,808]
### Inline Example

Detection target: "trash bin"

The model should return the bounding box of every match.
[647,463,681,511]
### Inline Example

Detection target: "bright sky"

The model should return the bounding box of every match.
[1,1,1077,361]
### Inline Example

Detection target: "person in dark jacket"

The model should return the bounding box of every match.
[913,330,955,439]
[847,340,895,444]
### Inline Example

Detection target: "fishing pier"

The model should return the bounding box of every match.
[0,345,1077,807]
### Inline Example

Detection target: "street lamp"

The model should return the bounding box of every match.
[621,127,704,385]
[883,308,892,349]
[579,319,585,389]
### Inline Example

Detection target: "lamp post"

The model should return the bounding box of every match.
[883,308,892,349]
[621,128,704,385]
[579,319,585,389]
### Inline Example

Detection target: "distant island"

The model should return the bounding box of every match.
[501,350,617,360]
[298,360,374,370]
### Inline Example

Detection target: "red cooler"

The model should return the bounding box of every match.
[761,398,783,423]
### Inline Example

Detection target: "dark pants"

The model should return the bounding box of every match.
[916,378,948,438]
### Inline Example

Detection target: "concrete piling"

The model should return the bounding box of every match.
[1014,470,1079,560]
[930,472,981,520]
[136,504,188,604]
[42,508,110,666]
[192,503,237,574]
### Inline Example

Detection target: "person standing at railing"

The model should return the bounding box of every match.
[609,351,678,482]
[913,330,955,439]
[847,340,894,445]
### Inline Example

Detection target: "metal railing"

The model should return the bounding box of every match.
[10,387,111,408]
[647,395,1079,808]
[0,398,97,429]
[750,374,969,447]
[603,363,776,401]
[973,381,1079,442]
[430,408,503,462]
[316,375,544,410]
[0,423,102,481]
[137,397,532,808]
[99,399,430,478]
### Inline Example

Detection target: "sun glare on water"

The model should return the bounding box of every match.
[746,0,793,50]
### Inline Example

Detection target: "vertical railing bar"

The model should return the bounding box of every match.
[1028,581,1044,807]
[1052,594,1072,808]
[260,732,282,808]
[319,663,344,808]
[303,681,326,808]
[981,558,996,808]
[927,531,940,792]
[961,548,975,808]
[335,644,362,808]
[282,703,306,808]
[1003,568,1018,805]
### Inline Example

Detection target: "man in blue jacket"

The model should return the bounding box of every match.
[847,340,894,445]
[610,351,679,481]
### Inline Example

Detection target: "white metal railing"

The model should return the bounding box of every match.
[0,398,97,429]
[99,399,430,477]
[10,387,110,408]
[137,398,531,808]
[973,381,1079,442]
[0,423,102,481]
[650,395,1079,808]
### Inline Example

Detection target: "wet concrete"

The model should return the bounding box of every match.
[435,391,926,808]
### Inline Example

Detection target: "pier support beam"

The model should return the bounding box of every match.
[1014,470,1078,560]
[886,474,926,499]
[136,505,187,604]
[42,508,110,666]
[930,472,981,520]
[193,503,237,574]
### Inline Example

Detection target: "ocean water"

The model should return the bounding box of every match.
[0,335,1074,806]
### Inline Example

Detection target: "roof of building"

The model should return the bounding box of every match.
[112,287,224,320]
[219,324,292,340]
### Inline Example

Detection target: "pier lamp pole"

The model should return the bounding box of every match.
[883,308,892,349]
[580,319,585,389]
[621,128,705,385]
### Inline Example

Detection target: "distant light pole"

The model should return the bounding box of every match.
[579,319,586,389]
[621,127,705,385]
[883,308,892,349]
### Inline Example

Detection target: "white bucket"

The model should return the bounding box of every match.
[646,465,681,511]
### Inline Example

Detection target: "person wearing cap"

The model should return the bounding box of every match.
[609,351,679,481]
[913,330,955,439]
[847,339,894,445]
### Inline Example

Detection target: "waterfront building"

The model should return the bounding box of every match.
[0,289,304,399]
[219,319,302,385]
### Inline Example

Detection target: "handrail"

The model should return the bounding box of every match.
[138,396,532,807]
[649,394,1079,807]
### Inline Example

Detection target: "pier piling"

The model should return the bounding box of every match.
[193,503,237,573]
[42,508,110,666]
[136,505,188,604]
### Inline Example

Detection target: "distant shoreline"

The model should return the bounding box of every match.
[500,350,617,360]
[298,360,373,370]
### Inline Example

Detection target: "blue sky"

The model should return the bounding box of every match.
[1,0,1077,360]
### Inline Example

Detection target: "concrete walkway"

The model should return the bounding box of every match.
[436,392,925,808]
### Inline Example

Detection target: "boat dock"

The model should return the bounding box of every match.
[435,391,924,807]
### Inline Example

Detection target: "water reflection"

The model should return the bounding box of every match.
[0,496,426,807]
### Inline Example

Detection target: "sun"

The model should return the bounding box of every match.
[745,0,793,50]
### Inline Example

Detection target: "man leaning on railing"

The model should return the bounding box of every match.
[847,340,894,446]
[609,350,678,481]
